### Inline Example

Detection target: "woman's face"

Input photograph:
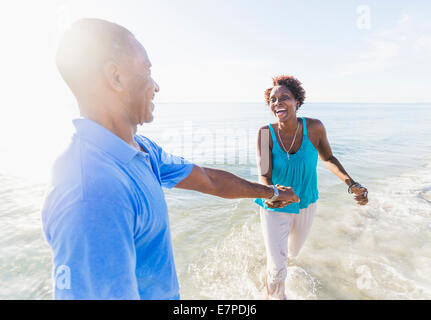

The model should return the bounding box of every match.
[268,85,298,121]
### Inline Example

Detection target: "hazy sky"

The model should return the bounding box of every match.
[0,1,430,180]
[2,0,431,105]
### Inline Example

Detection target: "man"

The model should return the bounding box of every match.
[42,18,299,300]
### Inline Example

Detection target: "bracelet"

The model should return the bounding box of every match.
[268,185,280,201]
[348,182,362,194]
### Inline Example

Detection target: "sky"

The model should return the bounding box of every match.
[0,0,430,180]
[1,0,431,105]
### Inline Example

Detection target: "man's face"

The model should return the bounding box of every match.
[121,38,159,125]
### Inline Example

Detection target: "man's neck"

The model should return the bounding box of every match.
[79,104,138,149]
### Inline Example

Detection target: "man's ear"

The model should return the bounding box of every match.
[103,61,124,92]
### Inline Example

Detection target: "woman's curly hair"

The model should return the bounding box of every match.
[264,75,306,110]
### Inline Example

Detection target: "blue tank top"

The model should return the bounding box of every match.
[254,117,319,214]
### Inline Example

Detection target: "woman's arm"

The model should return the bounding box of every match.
[313,119,368,206]
[256,126,288,208]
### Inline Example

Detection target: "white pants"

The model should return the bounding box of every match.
[260,202,317,299]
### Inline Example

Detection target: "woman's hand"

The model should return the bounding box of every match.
[264,199,288,209]
[349,183,368,206]
[265,184,299,208]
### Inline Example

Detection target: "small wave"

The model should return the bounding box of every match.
[347,256,431,299]
[324,157,431,299]
[185,221,266,300]
[183,213,321,300]
[418,187,431,205]
[284,265,321,300]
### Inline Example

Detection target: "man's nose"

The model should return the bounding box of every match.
[153,80,160,92]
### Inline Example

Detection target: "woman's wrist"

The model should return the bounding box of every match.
[345,178,356,187]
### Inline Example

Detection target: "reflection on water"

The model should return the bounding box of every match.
[0,175,52,299]
[1,103,431,299]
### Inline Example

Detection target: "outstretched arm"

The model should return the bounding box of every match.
[314,120,368,206]
[175,164,299,204]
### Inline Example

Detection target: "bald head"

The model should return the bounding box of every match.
[56,18,135,97]
[56,19,158,126]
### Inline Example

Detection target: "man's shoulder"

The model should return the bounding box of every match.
[136,135,186,165]
[44,137,135,216]
[73,141,135,204]
[136,134,155,144]
[51,136,127,185]
[136,135,161,153]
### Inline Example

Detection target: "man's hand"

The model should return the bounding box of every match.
[265,185,299,209]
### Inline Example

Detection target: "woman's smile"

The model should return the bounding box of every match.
[275,108,289,119]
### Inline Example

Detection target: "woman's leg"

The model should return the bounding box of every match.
[288,202,317,258]
[260,207,294,300]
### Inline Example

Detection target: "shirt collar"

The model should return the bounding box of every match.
[72,118,139,164]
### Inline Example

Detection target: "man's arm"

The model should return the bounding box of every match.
[148,134,298,204]
[175,164,299,203]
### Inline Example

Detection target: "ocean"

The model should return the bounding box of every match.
[1,102,431,299]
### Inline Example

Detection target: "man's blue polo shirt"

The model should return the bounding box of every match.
[41,118,194,300]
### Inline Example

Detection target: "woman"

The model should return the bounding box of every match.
[255,75,368,300]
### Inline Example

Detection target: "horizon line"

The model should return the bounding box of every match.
[155,101,431,105]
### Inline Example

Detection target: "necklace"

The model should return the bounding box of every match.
[277,120,300,160]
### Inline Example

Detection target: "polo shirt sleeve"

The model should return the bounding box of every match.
[48,200,139,300]
[148,139,194,189]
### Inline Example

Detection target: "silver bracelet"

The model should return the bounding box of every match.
[268,185,280,201]
[348,182,362,194]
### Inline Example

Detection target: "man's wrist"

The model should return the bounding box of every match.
[261,185,274,200]
[267,185,279,201]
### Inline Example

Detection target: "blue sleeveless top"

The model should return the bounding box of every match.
[255,118,319,214]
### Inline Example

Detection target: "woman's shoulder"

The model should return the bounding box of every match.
[257,124,276,147]
[258,123,276,131]
[302,117,326,146]
[303,117,324,131]
[257,123,278,136]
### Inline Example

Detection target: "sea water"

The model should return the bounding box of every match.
[1,103,430,299]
